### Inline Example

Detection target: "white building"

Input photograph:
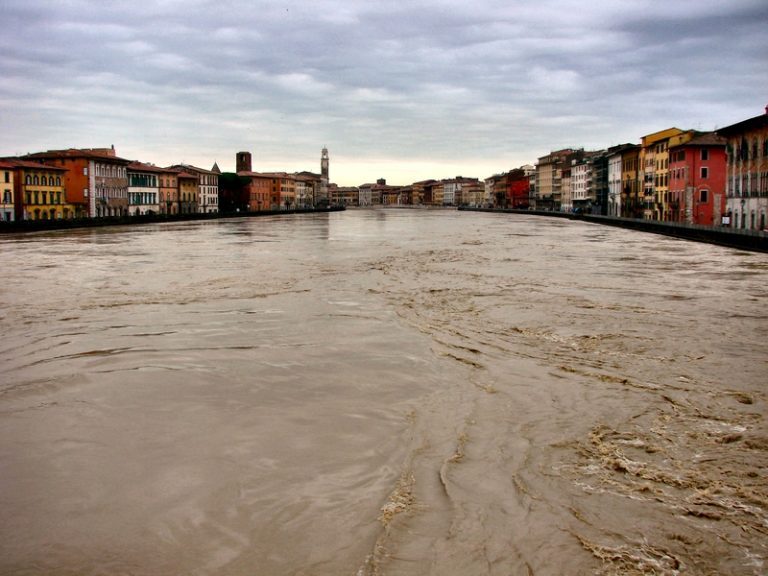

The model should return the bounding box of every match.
[607,151,623,217]
[442,180,460,206]
[570,160,590,211]
[358,183,373,207]
[127,162,161,216]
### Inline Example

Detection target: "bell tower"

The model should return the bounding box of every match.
[320,147,329,205]
[321,147,329,181]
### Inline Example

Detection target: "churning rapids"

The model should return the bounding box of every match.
[1,209,766,575]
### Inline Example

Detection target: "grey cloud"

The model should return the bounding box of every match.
[1,0,766,183]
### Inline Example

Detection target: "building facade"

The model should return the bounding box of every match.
[535,149,583,211]
[0,161,14,221]
[717,107,768,230]
[177,172,198,214]
[169,164,219,213]
[607,150,623,217]
[442,177,479,206]
[25,147,130,218]
[639,128,695,220]
[668,132,726,226]
[4,159,70,221]
[127,162,162,215]
[621,146,642,218]
[158,168,180,215]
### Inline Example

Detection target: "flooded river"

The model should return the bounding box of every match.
[1,209,766,575]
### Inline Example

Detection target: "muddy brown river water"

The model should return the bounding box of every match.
[1,209,766,575]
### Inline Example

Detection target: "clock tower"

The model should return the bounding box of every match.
[320,147,329,205]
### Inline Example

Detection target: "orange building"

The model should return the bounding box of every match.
[24,147,130,217]
[236,171,272,212]
[158,168,180,215]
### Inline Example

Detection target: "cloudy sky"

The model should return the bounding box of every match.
[1,0,766,185]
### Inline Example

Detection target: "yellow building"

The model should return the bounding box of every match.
[639,128,696,220]
[0,161,15,221]
[620,146,642,218]
[4,159,73,220]
[177,171,198,214]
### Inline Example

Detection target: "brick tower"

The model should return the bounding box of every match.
[236,151,252,173]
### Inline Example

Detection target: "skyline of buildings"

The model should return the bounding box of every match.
[1,106,767,231]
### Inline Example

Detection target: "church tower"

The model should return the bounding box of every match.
[321,147,329,182]
[320,147,329,205]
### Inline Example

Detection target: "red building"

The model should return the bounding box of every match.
[507,168,531,209]
[668,132,726,226]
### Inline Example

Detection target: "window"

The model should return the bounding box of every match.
[701,149,709,161]
[700,189,708,203]
[33,175,39,185]
[4,171,9,183]
[83,167,88,176]
[84,188,89,197]
[41,176,48,186]
[701,167,709,179]
[56,177,61,186]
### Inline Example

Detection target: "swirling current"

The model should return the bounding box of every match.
[0,209,766,575]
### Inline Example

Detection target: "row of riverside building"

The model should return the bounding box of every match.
[0,147,221,221]
[1,106,766,230]
[328,106,767,231]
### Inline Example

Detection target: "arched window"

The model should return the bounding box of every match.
[25,175,31,185]
[33,175,39,185]
[56,177,61,186]
[41,175,47,186]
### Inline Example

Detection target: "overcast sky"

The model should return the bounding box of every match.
[1,0,766,185]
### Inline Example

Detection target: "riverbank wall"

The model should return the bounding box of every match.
[0,206,345,235]
[459,207,768,253]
